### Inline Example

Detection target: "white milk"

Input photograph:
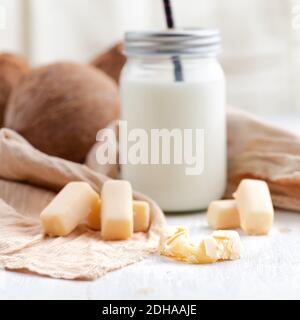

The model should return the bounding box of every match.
[121,29,226,212]
[120,79,226,212]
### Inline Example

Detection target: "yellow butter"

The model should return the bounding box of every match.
[159,227,198,263]
[234,179,274,235]
[198,237,219,264]
[101,180,134,241]
[207,200,240,230]
[40,182,100,237]
[212,230,242,260]
[159,226,184,253]
[159,227,242,264]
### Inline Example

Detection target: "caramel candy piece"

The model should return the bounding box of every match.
[40,182,100,237]
[101,180,134,240]
[234,179,274,235]
[87,199,150,233]
[87,200,102,230]
[133,201,150,232]
[207,200,240,230]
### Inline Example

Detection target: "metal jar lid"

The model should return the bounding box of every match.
[124,28,221,57]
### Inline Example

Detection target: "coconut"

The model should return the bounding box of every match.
[5,62,120,163]
[0,53,29,126]
[91,42,126,84]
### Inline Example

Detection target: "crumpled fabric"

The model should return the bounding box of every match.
[0,128,166,280]
[226,108,300,212]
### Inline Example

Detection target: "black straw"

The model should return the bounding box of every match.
[163,0,184,82]
[164,0,175,28]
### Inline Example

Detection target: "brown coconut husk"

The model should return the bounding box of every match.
[5,62,120,163]
[91,42,126,84]
[0,53,29,126]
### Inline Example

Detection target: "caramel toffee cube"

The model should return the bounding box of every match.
[101,180,134,240]
[40,182,100,237]
[207,199,240,230]
[87,199,150,233]
[234,179,274,235]
[133,201,150,232]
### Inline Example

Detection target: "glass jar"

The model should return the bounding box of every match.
[120,29,226,212]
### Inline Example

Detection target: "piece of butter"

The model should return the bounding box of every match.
[198,237,220,264]
[198,231,242,263]
[159,227,242,264]
[234,179,274,235]
[87,200,150,233]
[212,230,242,260]
[133,201,150,232]
[40,182,100,237]
[207,200,240,230]
[101,180,134,240]
[159,227,198,263]
[159,226,183,253]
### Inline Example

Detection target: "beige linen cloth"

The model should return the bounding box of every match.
[0,107,299,280]
[226,108,300,211]
[0,129,166,280]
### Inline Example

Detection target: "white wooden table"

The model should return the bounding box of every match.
[1,114,300,300]
[0,210,300,300]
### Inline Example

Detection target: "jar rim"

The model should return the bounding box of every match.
[124,28,221,58]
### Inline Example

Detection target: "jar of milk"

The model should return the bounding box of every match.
[120,29,226,212]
